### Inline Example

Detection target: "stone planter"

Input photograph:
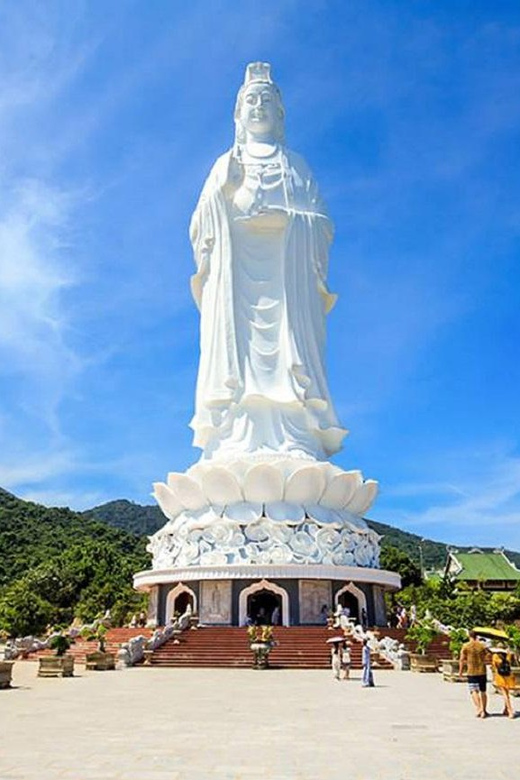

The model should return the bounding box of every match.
[250,641,272,669]
[0,661,14,689]
[410,653,438,673]
[85,651,115,671]
[441,658,465,682]
[38,655,75,678]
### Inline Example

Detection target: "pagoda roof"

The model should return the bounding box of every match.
[447,549,520,581]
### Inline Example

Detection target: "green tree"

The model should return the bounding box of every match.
[380,545,422,587]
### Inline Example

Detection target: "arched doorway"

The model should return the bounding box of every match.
[238,579,290,626]
[335,582,367,624]
[165,583,197,624]
[248,589,282,625]
[337,591,359,621]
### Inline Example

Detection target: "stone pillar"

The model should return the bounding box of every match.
[373,585,387,627]
[146,586,159,628]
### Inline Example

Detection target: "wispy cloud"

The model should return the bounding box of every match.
[376,442,520,548]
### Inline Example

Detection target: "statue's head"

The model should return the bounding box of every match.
[234,62,285,146]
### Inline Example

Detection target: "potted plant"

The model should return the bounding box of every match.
[83,624,115,671]
[38,632,75,678]
[441,628,467,682]
[248,625,275,669]
[406,621,439,672]
[0,632,13,689]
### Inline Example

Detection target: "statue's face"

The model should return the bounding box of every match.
[239,83,279,139]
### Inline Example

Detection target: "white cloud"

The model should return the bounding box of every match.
[377,443,520,548]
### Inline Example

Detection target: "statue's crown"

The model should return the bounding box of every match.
[244,62,273,85]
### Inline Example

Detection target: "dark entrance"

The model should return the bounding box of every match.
[247,589,282,625]
[337,591,359,622]
[174,591,194,615]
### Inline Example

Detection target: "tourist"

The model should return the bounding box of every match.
[129,614,137,628]
[341,641,352,680]
[361,607,368,630]
[491,645,516,719]
[271,605,280,626]
[410,603,417,626]
[320,604,329,625]
[459,630,490,718]
[330,641,342,680]
[138,611,147,628]
[361,638,374,687]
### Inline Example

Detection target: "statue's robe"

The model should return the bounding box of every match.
[189,148,346,460]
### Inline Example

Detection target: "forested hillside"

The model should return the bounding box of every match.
[82,499,163,537]
[0,489,150,636]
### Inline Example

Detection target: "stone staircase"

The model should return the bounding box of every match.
[148,626,394,670]
[27,628,153,664]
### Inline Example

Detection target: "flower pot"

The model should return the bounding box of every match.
[410,653,438,673]
[38,655,75,678]
[441,658,465,682]
[85,651,115,671]
[250,641,272,669]
[0,661,14,689]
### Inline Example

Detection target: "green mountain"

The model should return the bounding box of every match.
[0,488,150,636]
[84,496,520,571]
[82,499,164,537]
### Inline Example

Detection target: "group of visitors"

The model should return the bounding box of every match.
[459,630,517,719]
[329,637,374,686]
[129,611,147,628]
[389,604,417,629]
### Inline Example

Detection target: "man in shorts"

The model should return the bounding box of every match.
[459,631,490,718]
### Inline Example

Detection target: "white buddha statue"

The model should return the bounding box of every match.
[189,62,347,462]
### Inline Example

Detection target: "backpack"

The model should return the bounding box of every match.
[497,655,511,677]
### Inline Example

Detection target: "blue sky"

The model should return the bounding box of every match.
[1,0,519,551]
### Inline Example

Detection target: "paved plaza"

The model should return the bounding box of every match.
[1,662,519,780]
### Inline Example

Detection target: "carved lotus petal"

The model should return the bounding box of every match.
[244,520,270,542]
[199,550,228,566]
[304,504,337,526]
[224,502,262,523]
[269,523,292,543]
[202,521,234,545]
[201,466,243,505]
[264,501,305,524]
[291,531,316,555]
[179,541,199,564]
[320,471,362,509]
[316,527,341,551]
[243,464,284,502]
[345,479,379,516]
[167,473,207,511]
[269,545,293,564]
[354,544,372,567]
[284,466,325,504]
[153,482,183,520]
[343,552,355,566]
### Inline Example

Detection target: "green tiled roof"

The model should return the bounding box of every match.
[452,551,520,581]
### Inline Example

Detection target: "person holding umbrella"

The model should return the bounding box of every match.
[491,644,517,719]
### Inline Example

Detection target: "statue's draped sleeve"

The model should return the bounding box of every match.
[189,153,240,444]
